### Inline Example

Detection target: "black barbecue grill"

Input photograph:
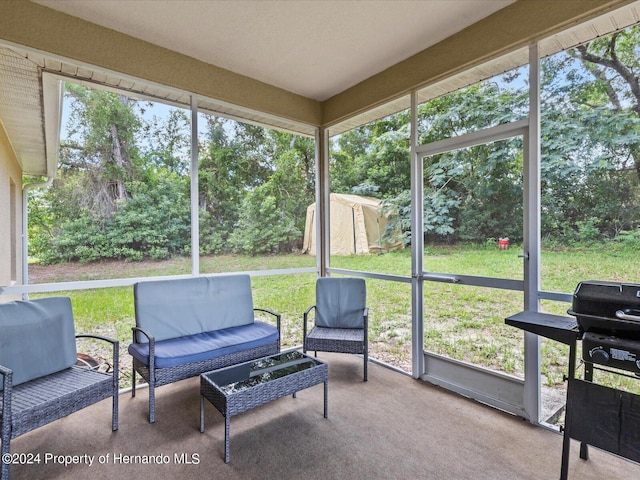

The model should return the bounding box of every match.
[570,281,640,374]
[506,280,640,480]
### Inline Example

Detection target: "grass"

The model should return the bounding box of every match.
[28,244,640,394]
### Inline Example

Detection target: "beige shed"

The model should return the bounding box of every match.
[302,193,403,255]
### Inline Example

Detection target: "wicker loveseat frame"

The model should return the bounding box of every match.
[0,297,119,480]
[128,275,281,423]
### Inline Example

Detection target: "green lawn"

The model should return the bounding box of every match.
[29,244,640,393]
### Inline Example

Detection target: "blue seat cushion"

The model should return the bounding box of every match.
[128,321,278,369]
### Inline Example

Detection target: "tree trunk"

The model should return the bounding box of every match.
[109,123,128,200]
[576,35,640,181]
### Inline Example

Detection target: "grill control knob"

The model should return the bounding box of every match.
[589,347,609,364]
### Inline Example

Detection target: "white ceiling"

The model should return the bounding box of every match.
[34,0,515,101]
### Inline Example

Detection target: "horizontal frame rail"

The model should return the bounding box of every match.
[326,268,411,283]
[328,268,573,301]
[422,272,524,291]
[415,119,529,157]
[0,267,317,296]
[538,291,572,303]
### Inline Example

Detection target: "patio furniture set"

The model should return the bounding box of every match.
[0,274,367,476]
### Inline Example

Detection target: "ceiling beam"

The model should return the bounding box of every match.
[322,0,635,127]
[0,0,636,132]
[0,0,322,128]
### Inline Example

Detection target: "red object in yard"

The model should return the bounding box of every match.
[498,237,509,250]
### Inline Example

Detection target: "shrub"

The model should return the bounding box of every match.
[229,189,300,255]
[40,212,107,264]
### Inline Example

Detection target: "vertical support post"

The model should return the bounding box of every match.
[315,127,330,277]
[560,340,577,480]
[523,43,542,423]
[410,92,425,379]
[190,96,200,276]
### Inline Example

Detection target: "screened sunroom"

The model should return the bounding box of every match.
[1,1,640,479]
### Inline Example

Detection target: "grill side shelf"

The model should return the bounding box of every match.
[505,311,579,345]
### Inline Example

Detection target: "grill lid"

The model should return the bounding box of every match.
[569,281,640,339]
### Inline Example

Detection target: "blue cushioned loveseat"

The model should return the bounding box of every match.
[128,274,280,423]
[0,297,119,480]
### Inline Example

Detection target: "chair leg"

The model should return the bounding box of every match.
[149,388,155,423]
[148,370,156,423]
[1,421,10,480]
[364,348,368,382]
[112,380,119,431]
[131,366,136,398]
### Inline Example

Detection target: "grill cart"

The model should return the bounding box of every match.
[507,281,640,479]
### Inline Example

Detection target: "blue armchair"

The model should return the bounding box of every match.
[303,277,368,381]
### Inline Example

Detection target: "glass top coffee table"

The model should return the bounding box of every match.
[200,350,328,463]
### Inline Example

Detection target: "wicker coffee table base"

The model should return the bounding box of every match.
[200,353,328,463]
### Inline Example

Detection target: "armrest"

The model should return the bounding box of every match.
[363,307,369,341]
[254,308,282,335]
[0,364,12,422]
[131,326,155,345]
[303,305,316,338]
[77,333,118,345]
[0,364,13,388]
[131,326,156,372]
[76,334,119,376]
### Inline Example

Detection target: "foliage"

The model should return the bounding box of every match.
[27,23,640,263]
[62,84,143,217]
[229,189,301,255]
[539,49,640,243]
[228,148,310,254]
[105,177,190,261]
[39,175,190,263]
[33,86,317,262]
[39,210,107,264]
[197,117,247,250]
[347,81,526,244]
[142,108,191,175]
[614,228,640,250]
[383,188,461,246]
[331,25,640,247]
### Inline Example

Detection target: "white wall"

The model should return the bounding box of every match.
[0,120,22,300]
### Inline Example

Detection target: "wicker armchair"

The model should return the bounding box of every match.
[303,277,368,381]
[0,297,118,480]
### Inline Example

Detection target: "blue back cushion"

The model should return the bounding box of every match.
[0,297,77,387]
[134,275,255,342]
[315,277,366,328]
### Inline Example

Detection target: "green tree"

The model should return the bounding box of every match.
[142,108,191,175]
[387,82,526,244]
[37,84,194,262]
[198,117,255,251]
[105,175,190,261]
[541,30,640,242]
[574,28,640,179]
[62,83,142,218]
[198,116,315,255]
[331,24,640,246]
